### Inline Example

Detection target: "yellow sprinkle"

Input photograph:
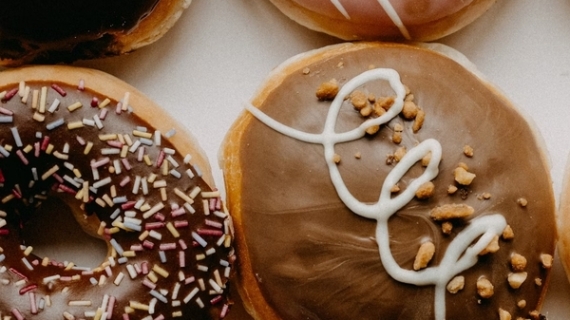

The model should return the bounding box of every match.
[166,222,180,238]
[0,91,5,100]
[18,81,25,96]
[1,194,14,204]
[147,271,158,283]
[41,165,59,180]
[23,144,33,153]
[122,92,130,111]
[45,144,54,154]
[95,198,106,207]
[82,181,89,203]
[172,311,183,317]
[98,134,118,141]
[201,191,221,198]
[53,151,69,160]
[174,188,194,205]
[110,185,117,198]
[122,251,136,258]
[68,300,92,306]
[73,168,82,178]
[147,173,157,183]
[71,275,81,281]
[102,194,113,207]
[107,227,120,234]
[195,254,205,261]
[224,234,232,248]
[138,231,149,241]
[160,188,167,201]
[143,155,152,166]
[65,262,75,271]
[93,308,103,320]
[189,186,201,199]
[41,257,50,267]
[152,264,169,278]
[23,246,33,256]
[67,101,82,112]
[123,134,133,146]
[32,89,39,109]
[203,199,210,215]
[75,188,84,201]
[99,98,110,109]
[129,301,149,311]
[133,130,152,139]
[97,222,106,236]
[120,145,128,158]
[161,160,168,176]
[140,203,151,212]
[67,121,84,130]
[32,112,45,122]
[21,86,30,104]
[63,311,75,320]
[84,141,94,155]
[39,86,47,113]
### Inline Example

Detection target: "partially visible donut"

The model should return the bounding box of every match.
[557,158,570,292]
[221,42,556,319]
[0,0,191,66]
[268,0,496,41]
[0,65,234,319]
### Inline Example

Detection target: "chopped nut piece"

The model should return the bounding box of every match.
[350,90,368,110]
[457,162,469,170]
[446,275,465,294]
[316,79,339,100]
[390,184,401,193]
[421,152,432,167]
[401,101,419,120]
[392,123,404,144]
[517,197,528,207]
[528,310,540,319]
[477,277,494,298]
[365,125,380,135]
[413,241,435,270]
[479,235,500,255]
[374,96,395,111]
[405,93,415,102]
[412,109,425,133]
[454,167,476,186]
[442,221,453,235]
[394,147,406,162]
[429,203,474,221]
[508,272,528,289]
[360,105,373,117]
[367,93,376,103]
[511,253,527,271]
[337,61,344,68]
[415,181,435,199]
[502,225,515,240]
[463,145,474,157]
[447,185,458,195]
[404,85,411,96]
[498,308,512,320]
[517,300,527,309]
[302,67,311,75]
[540,253,553,269]
[534,277,542,286]
[333,154,341,164]
[478,192,492,200]
[386,154,396,165]
[373,103,387,117]
[354,152,362,159]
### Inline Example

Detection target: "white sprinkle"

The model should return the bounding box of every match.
[46,118,65,130]
[10,127,22,147]
[0,146,10,157]
[159,251,167,263]
[32,168,38,181]
[101,148,120,155]
[154,131,161,146]
[93,177,111,189]
[113,272,125,286]
[123,222,142,232]
[148,230,162,240]
[63,175,81,188]
[183,288,199,304]
[141,178,149,195]
[47,98,60,113]
[63,143,70,154]
[163,148,175,155]
[185,169,195,179]
[0,116,13,123]
[110,238,124,256]
[128,140,141,153]
[209,279,222,293]
[113,159,122,175]
[91,167,100,181]
[150,290,168,304]
[22,257,34,270]
[82,118,95,127]
[166,155,179,167]
[93,115,103,129]
[113,196,128,204]
[191,232,207,247]
[165,128,176,138]
[89,277,98,285]
[132,176,141,194]
[126,264,137,279]
[139,138,153,146]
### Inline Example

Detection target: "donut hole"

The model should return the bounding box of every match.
[20,196,108,268]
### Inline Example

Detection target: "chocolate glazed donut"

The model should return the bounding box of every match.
[0,65,234,319]
[0,0,191,66]
[222,42,556,320]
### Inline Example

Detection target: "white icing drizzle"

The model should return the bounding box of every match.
[328,0,411,39]
[245,68,506,320]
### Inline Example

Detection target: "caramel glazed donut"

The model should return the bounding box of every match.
[222,42,556,320]
[0,66,235,319]
[268,0,496,41]
[0,0,191,66]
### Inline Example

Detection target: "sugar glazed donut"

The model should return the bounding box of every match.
[557,158,570,294]
[0,0,191,66]
[268,0,496,41]
[222,42,556,320]
[0,66,234,319]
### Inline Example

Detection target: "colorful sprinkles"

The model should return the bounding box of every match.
[0,77,234,319]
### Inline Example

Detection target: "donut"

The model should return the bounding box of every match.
[557,159,570,291]
[0,0,191,66]
[221,42,556,320]
[0,65,235,319]
[268,0,496,41]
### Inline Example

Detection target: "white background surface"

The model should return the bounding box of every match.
[74,0,570,318]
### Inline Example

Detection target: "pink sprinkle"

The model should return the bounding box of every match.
[130,244,143,252]
[52,173,64,184]
[121,201,136,210]
[220,304,229,318]
[184,276,195,284]
[134,263,142,274]
[155,150,165,168]
[159,243,176,251]
[178,251,185,268]
[142,279,156,289]
[106,296,115,318]
[32,260,39,266]
[76,135,86,146]
[19,284,37,295]
[78,79,85,91]
[107,140,123,149]
[40,136,50,150]
[91,97,99,107]
[142,240,155,250]
[105,266,113,277]
[30,292,38,314]
[82,270,94,276]
[178,239,188,250]
[154,213,165,222]
[197,228,224,237]
[115,102,122,114]
[0,169,4,183]
[16,150,29,165]
[205,219,222,229]
[141,261,149,275]
[121,158,132,171]
[3,88,18,101]
[34,142,40,157]
[0,106,13,115]
[174,221,188,229]
[171,207,185,217]
[122,314,130,320]
[119,176,131,187]
[210,198,216,212]
[137,146,145,162]
[12,188,22,199]
[91,157,110,168]
[216,197,222,210]
[58,184,76,195]
[100,108,108,120]
[0,229,9,235]
[145,222,164,230]
[210,295,223,305]
[60,276,72,281]
[154,315,165,320]
[9,268,27,280]
[12,308,24,320]
[51,83,67,96]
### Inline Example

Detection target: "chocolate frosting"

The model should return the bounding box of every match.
[0,0,159,63]
[0,80,233,319]
[232,44,556,319]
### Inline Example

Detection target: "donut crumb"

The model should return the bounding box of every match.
[540,254,553,269]
[463,145,474,157]
[316,79,339,100]
[442,221,453,235]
